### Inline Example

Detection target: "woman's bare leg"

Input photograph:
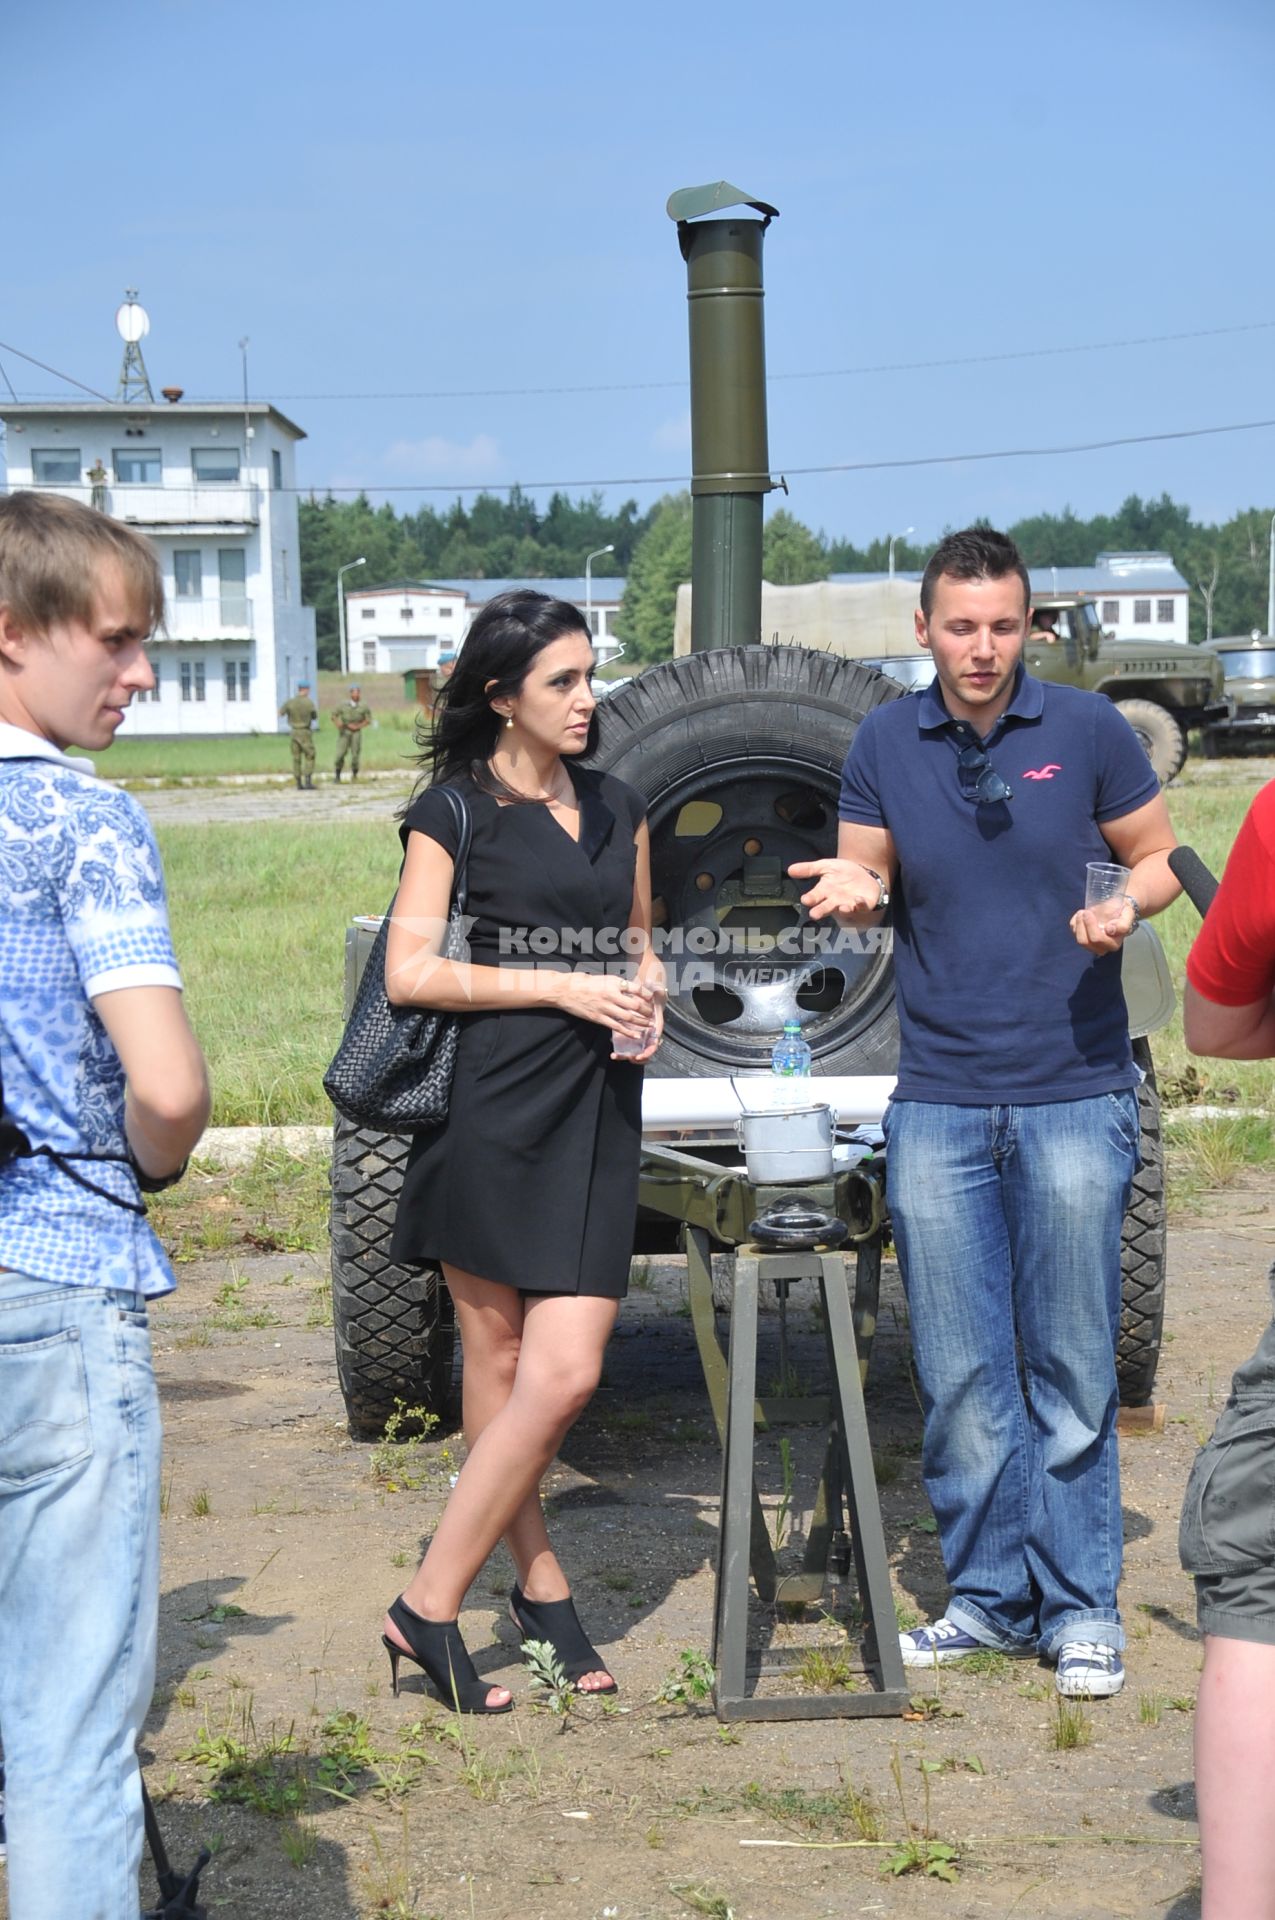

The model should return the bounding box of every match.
[387,1274,619,1693]
[445,1269,563,1595]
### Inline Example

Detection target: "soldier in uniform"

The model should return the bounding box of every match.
[333,683,372,781]
[279,679,317,788]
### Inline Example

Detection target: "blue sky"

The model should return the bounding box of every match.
[4,0,1273,551]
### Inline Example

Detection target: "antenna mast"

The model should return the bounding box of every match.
[115,291,153,402]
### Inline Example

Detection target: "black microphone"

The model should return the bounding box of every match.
[1168,845,1219,917]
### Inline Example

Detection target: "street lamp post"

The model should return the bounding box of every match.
[1268,510,1275,639]
[888,527,914,578]
[337,557,367,679]
[584,545,615,636]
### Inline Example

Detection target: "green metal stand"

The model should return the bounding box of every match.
[706,1245,910,1722]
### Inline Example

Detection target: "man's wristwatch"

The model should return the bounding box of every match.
[861,865,890,911]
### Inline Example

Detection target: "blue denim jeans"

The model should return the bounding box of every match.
[884,1093,1138,1657]
[0,1273,161,1920]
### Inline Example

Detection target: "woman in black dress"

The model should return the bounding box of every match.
[380,591,662,1713]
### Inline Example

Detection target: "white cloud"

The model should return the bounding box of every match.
[651,411,691,453]
[378,433,503,480]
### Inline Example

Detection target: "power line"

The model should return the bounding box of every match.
[183,317,1275,399]
[269,413,1275,495]
[0,338,113,403]
[2,318,1272,408]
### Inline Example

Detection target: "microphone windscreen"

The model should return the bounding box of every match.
[1168,845,1219,917]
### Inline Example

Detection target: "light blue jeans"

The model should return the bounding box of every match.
[884,1093,1138,1657]
[0,1273,161,1920]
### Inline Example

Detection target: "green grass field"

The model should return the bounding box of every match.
[157,756,1275,1129]
[107,707,423,782]
[158,818,402,1124]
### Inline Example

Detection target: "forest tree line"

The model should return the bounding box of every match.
[300,487,1273,667]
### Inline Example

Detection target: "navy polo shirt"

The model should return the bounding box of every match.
[838,668,1159,1105]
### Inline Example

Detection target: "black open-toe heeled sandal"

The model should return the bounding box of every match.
[509,1582,618,1695]
[382,1597,513,1713]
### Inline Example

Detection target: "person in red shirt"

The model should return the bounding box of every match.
[1182,779,1275,1920]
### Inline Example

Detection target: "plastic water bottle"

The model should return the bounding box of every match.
[771,1020,812,1077]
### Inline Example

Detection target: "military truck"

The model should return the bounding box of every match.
[330,183,1172,1441]
[675,579,1228,785]
[1201,634,1275,754]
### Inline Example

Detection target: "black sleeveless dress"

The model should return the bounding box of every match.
[388,764,646,1297]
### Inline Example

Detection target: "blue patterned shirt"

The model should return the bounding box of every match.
[0,726,182,1295]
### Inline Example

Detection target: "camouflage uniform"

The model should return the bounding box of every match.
[280,690,317,788]
[333,694,372,780]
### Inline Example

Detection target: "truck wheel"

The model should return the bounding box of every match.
[330,1115,455,1438]
[1114,698,1187,786]
[593,647,904,1077]
[1118,1040,1166,1406]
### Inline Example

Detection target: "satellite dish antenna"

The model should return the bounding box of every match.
[115,289,154,402]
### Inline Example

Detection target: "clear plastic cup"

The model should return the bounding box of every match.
[612,1026,655,1058]
[1085,862,1132,910]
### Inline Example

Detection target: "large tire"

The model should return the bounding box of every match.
[330,1116,455,1438]
[1117,1039,1166,1406]
[1114,697,1187,786]
[593,647,904,1076]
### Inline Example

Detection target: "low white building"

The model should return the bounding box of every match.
[346,575,627,677]
[345,580,469,679]
[829,553,1192,646]
[1033,554,1191,646]
[0,398,317,734]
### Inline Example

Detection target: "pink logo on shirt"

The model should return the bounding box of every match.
[1022,764,1062,781]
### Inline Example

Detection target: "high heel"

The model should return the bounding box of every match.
[509,1582,618,1695]
[382,1597,513,1714]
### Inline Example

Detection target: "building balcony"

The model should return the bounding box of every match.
[12,480,261,528]
[163,596,255,640]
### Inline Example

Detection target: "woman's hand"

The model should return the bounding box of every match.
[552,969,655,1040]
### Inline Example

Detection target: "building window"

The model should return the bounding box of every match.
[361,607,375,619]
[400,607,414,621]
[225,660,250,701]
[138,667,161,703]
[1157,598,1175,624]
[113,447,162,484]
[271,449,283,490]
[192,446,241,482]
[174,551,203,598]
[32,448,82,484]
[180,660,206,703]
[439,605,453,618]
[218,549,248,625]
[1133,599,1152,625]
[362,640,377,670]
[1101,600,1120,624]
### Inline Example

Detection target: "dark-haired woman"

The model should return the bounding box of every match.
[380,590,662,1713]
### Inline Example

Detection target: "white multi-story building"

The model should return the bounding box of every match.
[346,575,627,676]
[0,399,317,734]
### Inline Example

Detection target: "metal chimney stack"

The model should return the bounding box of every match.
[667,182,780,653]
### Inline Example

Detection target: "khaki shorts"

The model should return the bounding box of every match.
[1180,1315,1275,1645]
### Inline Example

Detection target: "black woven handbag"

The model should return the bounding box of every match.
[323,786,473,1131]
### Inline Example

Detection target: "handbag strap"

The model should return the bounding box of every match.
[436,785,473,913]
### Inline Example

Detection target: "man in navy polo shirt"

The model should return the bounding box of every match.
[792,527,1180,1698]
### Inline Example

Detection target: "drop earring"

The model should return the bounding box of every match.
[505,714,514,729]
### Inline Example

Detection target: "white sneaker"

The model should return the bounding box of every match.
[899,1617,987,1666]
[1055,1642,1124,1697]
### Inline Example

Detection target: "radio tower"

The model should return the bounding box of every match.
[115,291,153,402]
